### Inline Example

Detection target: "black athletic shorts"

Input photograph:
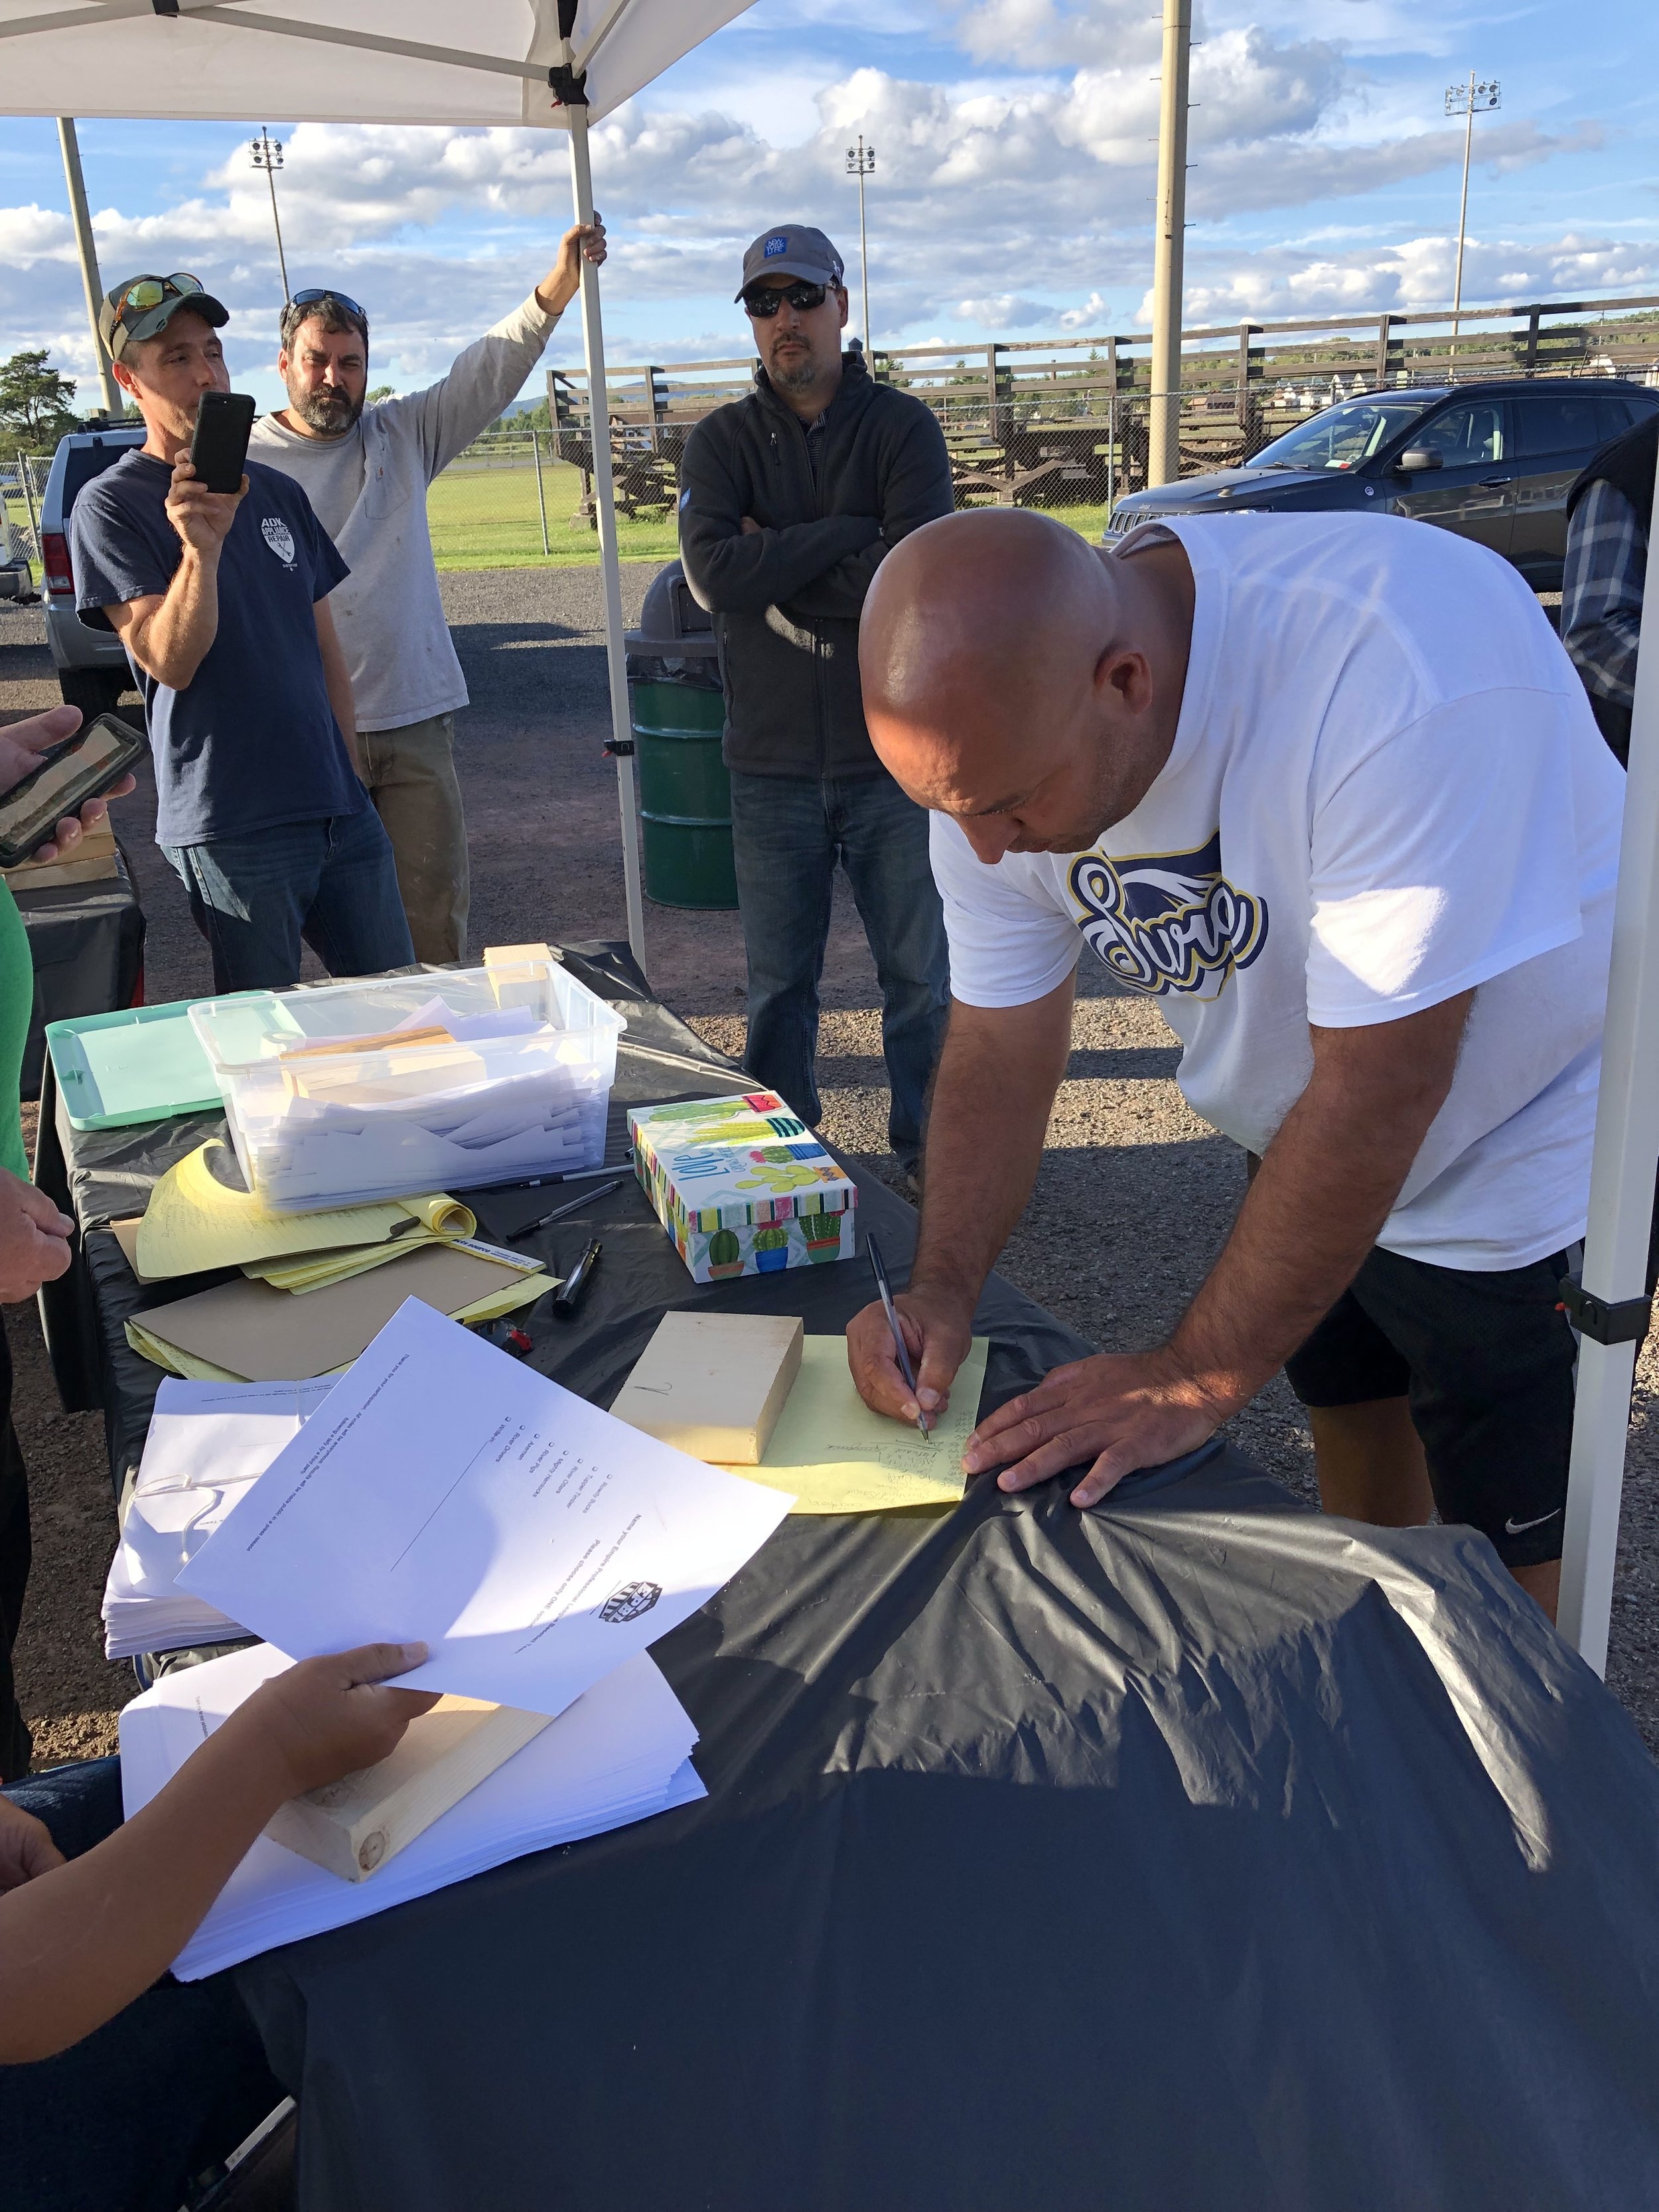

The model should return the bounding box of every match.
[1283,1244,1577,1570]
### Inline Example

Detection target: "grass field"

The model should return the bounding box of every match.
[425,455,1114,571]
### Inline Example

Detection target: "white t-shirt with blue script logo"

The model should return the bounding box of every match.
[929,511,1626,1270]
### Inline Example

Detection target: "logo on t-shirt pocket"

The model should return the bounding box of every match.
[259,516,297,568]
[1068,830,1268,999]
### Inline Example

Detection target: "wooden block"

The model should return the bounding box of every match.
[264,1696,552,1882]
[5,816,119,889]
[484,942,553,965]
[484,944,555,1015]
[279,1025,454,1061]
[610,1311,804,1465]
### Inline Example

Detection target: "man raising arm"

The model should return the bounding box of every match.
[848,508,1623,1621]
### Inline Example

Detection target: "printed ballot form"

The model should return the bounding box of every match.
[180,1299,792,1716]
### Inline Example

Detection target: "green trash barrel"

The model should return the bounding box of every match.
[625,563,737,911]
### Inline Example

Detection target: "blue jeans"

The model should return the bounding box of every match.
[0,1758,283,2212]
[163,802,416,995]
[727,770,949,1171]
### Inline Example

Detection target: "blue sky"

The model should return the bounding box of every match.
[1,0,1655,415]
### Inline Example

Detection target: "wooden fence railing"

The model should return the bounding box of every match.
[538,290,1659,523]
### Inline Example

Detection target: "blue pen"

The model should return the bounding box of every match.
[867,1234,930,1443]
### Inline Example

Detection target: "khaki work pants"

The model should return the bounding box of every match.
[359,711,470,965]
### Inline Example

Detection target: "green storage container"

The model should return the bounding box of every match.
[631,678,738,909]
[626,562,738,911]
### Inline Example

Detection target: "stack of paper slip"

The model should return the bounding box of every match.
[125,1240,551,1384]
[104,1378,336,1659]
[119,1641,704,1979]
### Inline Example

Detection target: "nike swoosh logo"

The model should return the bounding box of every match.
[1505,1509,1562,1535]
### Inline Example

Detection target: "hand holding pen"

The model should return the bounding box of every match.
[866,1235,930,1444]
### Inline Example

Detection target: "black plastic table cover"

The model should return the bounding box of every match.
[14,849,145,1100]
[44,946,1659,2211]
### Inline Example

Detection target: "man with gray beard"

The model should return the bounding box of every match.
[250,221,605,962]
[678,225,955,1183]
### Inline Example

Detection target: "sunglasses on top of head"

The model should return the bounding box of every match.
[111,273,206,325]
[743,281,832,319]
[287,287,369,325]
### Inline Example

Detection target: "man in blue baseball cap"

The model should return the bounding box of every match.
[678,225,956,1185]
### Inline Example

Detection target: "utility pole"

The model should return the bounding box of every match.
[250,125,291,301]
[1147,0,1192,488]
[1444,73,1500,355]
[56,118,120,418]
[845,135,875,354]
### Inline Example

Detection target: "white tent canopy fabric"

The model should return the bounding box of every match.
[0,0,759,968]
[0,1,751,125]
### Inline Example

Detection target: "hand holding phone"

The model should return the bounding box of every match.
[0,712,147,869]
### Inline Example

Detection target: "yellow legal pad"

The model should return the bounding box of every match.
[718,1335,990,1514]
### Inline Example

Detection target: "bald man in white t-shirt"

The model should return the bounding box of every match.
[845,508,1626,1621]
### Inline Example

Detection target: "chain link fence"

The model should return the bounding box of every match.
[1,451,47,586]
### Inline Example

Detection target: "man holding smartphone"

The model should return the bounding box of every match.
[68,273,413,994]
[248,221,606,963]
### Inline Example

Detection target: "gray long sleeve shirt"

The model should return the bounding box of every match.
[249,294,561,731]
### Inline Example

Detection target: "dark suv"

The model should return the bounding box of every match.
[1105,378,1659,591]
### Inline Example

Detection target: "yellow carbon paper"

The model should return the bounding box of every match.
[719,1335,989,1514]
[135,1139,474,1280]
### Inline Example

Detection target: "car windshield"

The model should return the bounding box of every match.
[1248,396,1431,473]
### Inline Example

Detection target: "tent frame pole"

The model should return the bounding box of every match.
[1558,438,1659,1672]
[565,103,646,978]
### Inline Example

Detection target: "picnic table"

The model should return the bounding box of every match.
[33,946,1659,2212]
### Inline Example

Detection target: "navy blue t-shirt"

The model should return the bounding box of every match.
[70,449,364,846]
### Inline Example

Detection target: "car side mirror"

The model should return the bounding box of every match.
[1394,447,1443,474]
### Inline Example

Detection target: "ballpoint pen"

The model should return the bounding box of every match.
[866,1233,930,1444]
[524,1177,624,1233]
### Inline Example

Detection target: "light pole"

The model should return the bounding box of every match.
[250,125,291,301]
[56,117,120,417]
[1147,0,1192,488]
[1444,73,1500,354]
[845,135,875,354]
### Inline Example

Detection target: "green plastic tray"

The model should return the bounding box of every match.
[46,1001,224,1130]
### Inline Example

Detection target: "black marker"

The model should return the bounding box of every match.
[551,1238,603,1321]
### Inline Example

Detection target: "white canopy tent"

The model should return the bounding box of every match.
[0,0,761,970]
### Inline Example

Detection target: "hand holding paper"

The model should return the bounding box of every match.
[180,1299,792,1715]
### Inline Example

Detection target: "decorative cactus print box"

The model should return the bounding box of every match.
[627,1091,857,1284]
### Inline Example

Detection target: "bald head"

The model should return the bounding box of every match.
[859,508,1191,861]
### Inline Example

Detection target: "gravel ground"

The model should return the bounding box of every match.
[3,569,1657,1763]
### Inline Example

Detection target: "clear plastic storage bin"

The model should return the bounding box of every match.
[188,958,626,1213]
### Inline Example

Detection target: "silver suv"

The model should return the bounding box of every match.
[38,423,146,720]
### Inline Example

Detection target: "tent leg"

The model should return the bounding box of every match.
[567,107,646,979]
[1558,437,1659,1671]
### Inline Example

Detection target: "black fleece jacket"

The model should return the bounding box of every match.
[677,350,954,778]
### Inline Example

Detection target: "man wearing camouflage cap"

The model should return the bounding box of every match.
[678,224,955,1185]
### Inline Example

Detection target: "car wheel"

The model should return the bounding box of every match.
[56,668,130,722]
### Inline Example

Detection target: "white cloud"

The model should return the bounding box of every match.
[955,293,1055,327]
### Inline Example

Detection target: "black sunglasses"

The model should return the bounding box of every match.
[287,287,369,326]
[743,281,830,319]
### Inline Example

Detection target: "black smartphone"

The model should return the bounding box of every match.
[0,712,147,869]
[189,391,256,494]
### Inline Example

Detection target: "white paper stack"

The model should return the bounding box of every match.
[103,1378,336,1660]
[119,1641,704,1980]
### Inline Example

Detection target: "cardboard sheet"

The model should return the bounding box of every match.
[719,1335,990,1513]
[126,1243,552,1382]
